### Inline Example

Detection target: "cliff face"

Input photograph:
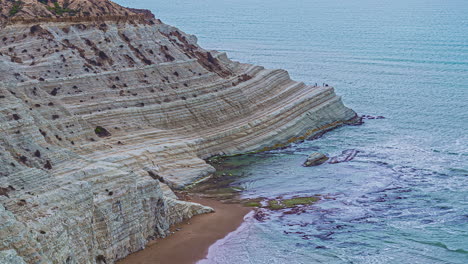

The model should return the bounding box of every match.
[1,0,136,20]
[0,1,357,263]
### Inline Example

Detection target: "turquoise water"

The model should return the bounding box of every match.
[117,0,468,263]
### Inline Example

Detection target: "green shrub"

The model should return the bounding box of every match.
[94,126,111,137]
[266,196,319,210]
[9,1,23,17]
[46,2,77,16]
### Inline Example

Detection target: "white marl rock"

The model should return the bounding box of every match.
[0,6,357,264]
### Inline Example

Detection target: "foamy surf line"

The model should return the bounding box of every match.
[198,211,256,264]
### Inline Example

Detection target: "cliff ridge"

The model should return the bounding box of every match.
[0,1,357,263]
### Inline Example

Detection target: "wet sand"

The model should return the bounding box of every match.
[117,196,251,264]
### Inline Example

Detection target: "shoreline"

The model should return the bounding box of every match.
[117,195,251,264]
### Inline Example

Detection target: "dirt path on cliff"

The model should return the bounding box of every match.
[117,196,251,264]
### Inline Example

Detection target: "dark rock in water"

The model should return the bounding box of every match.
[313,231,334,240]
[283,206,307,215]
[254,209,269,222]
[362,115,386,120]
[349,115,365,126]
[328,149,359,164]
[303,152,329,167]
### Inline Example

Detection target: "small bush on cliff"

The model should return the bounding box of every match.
[9,1,24,17]
[94,126,111,137]
[98,51,109,60]
[30,25,42,34]
[46,2,77,16]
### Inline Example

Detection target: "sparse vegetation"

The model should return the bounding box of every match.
[9,1,24,17]
[50,88,59,96]
[243,199,263,207]
[266,196,319,210]
[18,155,27,164]
[46,1,77,16]
[30,25,42,34]
[98,51,109,60]
[44,160,52,170]
[267,200,284,210]
[94,126,111,137]
[282,197,319,207]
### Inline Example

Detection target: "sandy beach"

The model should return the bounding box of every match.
[117,196,251,264]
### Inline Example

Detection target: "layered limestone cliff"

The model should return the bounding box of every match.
[0,1,357,263]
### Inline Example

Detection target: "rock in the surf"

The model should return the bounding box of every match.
[303,152,329,166]
[328,149,359,164]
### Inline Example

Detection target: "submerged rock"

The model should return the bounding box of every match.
[266,196,319,210]
[328,149,359,164]
[362,115,386,120]
[242,198,263,208]
[303,152,329,166]
[253,209,269,222]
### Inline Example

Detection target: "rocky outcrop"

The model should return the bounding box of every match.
[0,1,357,263]
[328,149,360,164]
[303,152,329,167]
[1,0,137,21]
[0,250,27,264]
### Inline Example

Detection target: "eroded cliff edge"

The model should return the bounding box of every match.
[0,1,357,263]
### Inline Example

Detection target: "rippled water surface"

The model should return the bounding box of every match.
[117,0,467,263]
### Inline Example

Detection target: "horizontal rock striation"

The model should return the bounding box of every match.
[1,0,137,21]
[0,1,357,263]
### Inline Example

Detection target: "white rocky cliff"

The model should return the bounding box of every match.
[0,1,358,263]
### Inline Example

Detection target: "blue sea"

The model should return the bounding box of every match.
[116,0,467,263]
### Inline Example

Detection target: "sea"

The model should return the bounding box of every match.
[115,0,467,263]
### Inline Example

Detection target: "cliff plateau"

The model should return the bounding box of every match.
[0,1,357,263]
